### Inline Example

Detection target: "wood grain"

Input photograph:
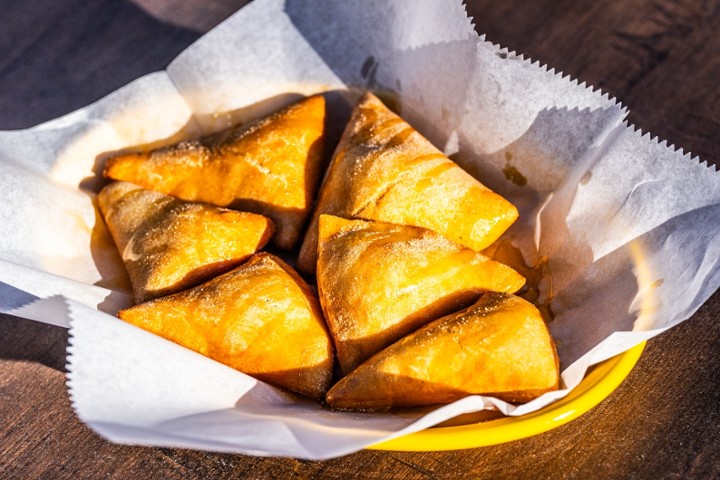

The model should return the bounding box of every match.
[1,0,719,478]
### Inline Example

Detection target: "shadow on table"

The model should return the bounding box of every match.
[0,0,202,130]
[0,313,69,372]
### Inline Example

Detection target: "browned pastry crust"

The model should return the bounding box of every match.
[316,215,526,375]
[298,92,518,274]
[118,253,334,399]
[103,95,327,249]
[325,292,560,410]
[97,181,274,303]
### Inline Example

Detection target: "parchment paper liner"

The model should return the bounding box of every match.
[1,0,718,459]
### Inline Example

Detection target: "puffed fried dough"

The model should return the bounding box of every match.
[118,253,334,399]
[97,181,274,303]
[325,293,560,410]
[316,215,526,376]
[103,95,327,249]
[298,92,518,273]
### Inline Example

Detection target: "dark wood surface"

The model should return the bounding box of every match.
[1,1,719,478]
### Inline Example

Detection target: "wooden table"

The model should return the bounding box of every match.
[1,1,719,478]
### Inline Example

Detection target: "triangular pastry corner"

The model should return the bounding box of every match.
[325,292,559,410]
[104,94,327,250]
[316,214,525,375]
[118,252,334,399]
[298,91,518,274]
[98,181,274,303]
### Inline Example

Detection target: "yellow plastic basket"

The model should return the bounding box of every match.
[370,341,645,451]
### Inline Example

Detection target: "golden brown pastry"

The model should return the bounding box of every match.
[298,92,518,273]
[118,253,334,399]
[103,95,327,249]
[316,215,526,376]
[98,181,274,303]
[326,293,559,410]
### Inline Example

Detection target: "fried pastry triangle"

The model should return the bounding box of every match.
[326,293,559,410]
[316,215,525,375]
[98,181,274,303]
[118,253,334,399]
[298,92,518,273]
[104,95,327,249]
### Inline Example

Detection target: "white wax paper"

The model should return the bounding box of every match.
[1,0,719,460]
